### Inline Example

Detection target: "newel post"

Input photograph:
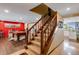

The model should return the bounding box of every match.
[25,24,29,49]
[40,29,44,54]
[26,27,28,44]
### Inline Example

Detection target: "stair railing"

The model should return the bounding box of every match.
[25,13,50,45]
[40,13,57,54]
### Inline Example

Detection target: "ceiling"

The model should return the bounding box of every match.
[46,3,79,18]
[0,3,40,15]
[0,3,79,23]
[0,3,41,23]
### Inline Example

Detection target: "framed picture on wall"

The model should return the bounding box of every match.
[5,23,20,28]
[58,21,63,28]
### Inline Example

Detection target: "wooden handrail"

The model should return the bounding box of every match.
[42,18,57,54]
[43,22,56,54]
[26,13,49,44]
[39,16,51,31]
[39,12,57,33]
[25,10,57,55]
[28,13,48,31]
[43,14,57,32]
[40,13,57,54]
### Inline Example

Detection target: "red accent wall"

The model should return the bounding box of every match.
[0,20,25,37]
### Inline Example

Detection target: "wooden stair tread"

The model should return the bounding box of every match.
[10,48,37,55]
[34,36,41,40]
[10,49,26,55]
[28,44,40,54]
[31,40,40,47]
[37,33,49,36]
[34,36,41,42]
[34,34,48,42]
[25,49,36,55]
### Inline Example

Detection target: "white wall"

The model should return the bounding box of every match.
[64,16,79,23]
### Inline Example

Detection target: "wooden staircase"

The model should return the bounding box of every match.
[11,4,58,55]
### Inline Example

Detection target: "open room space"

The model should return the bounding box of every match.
[0,3,79,55]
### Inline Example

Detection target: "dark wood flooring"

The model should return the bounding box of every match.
[0,38,26,55]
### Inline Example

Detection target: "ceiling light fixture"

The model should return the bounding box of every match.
[66,8,70,11]
[4,9,9,13]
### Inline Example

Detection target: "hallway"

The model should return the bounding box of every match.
[50,36,79,55]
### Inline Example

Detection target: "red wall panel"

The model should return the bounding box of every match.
[0,20,25,37]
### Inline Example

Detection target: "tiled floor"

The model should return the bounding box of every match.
[50,36,79,55]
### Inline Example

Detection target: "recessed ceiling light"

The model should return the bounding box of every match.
[4,9,9,13]
[66,8,70,11]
